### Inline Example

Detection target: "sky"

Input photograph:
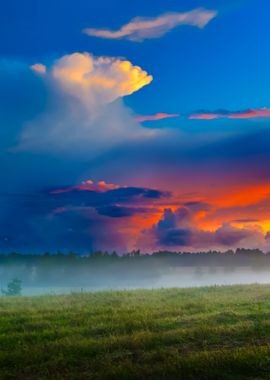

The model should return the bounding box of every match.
[1,0,270,253]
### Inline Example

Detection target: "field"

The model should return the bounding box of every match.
[1,285,270,379]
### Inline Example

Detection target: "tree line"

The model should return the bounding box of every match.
[0,249,269,289]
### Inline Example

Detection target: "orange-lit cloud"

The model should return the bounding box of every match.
[30,63,46,74]
[51,180,122,194]
[190,108,270,120]
[135,107,270,122]
[228,108,270,119]
[214,183,270,208]
[136,112,180,123]
[189,113,221,120]
[139,204,269,252]
[83,8,217,42]
[50,53,153,106]
[20,52,156,155]
[183,182,270,234]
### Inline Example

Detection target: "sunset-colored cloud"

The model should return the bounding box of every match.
[135,107,270,122]
[228,108,270,119]
[83,8,217,42]
[30,63,46,74]
[51,180,122,194]
[136,112,180,123]
[142,205,268,251]
[189,113,221,120]
[186,181,270,235]
[189,108,270,120]
[51,53,153,106]
[20,52,155,155]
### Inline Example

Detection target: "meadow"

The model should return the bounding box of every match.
[1,285,270,379]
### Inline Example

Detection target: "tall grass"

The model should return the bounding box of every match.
[1,285,270,379]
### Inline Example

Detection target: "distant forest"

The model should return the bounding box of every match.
[0,249,270,288]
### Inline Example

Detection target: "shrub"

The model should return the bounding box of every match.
[1,278,22,296]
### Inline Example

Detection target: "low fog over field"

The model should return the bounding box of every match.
[19,268,270,296]
[1,250,270,295]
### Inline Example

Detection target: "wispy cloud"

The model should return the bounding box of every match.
[135,112,180,123]
[135,107,270,123]
[229,108,270,119]
[83,8,217,42]
[50,180,121,194]
[30,63,46,74]
[189,112,222,120]
[189,108,270,120]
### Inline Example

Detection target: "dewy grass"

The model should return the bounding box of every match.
[1,285,270,379]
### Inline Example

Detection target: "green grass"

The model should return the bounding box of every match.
[1,285,270,379]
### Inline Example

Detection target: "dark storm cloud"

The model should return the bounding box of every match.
[154,208,193,247]
[96,205,151,218]
[0,184,168,252]
[47,185,167,207]
[151,207,266,250]
[214,223,256,246]
[158,227,192,246]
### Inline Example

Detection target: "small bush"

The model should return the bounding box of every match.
[1,278,22,296]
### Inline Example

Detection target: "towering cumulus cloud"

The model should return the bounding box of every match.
[83,8,217,42]
[18,52,153,155]
[51,53,153,106]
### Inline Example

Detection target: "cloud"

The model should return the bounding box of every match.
[189,112,222,120]
[134,107,270,124]
[50,53,153,106]
[83,8,217,42]
[30,63,46,75]
[189,108,270,120]
[96,205,150,218]
[16,52,155,155]
[153,208,193,246]
[229,108,270,119]
[136,107,270,123]
[0,180,168,252]
[232,219,259,223]
[214,223,259,246]
[147,206,267,251]
[51,179,121,194]
[135,112,180,123]
[1,173,270,252]
[48,180,167,207]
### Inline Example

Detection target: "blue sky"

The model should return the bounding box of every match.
[2,0,269,115]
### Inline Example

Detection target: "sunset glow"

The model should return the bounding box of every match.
[1,0,270,253]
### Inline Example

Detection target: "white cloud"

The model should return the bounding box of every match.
[83,8,217,42]
[51,53,152,105]
[17,52,155,156]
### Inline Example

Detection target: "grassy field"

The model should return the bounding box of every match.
[1,285,270,379]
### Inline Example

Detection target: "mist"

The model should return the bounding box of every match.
[1,250,270,296]
[19,268,270,296]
